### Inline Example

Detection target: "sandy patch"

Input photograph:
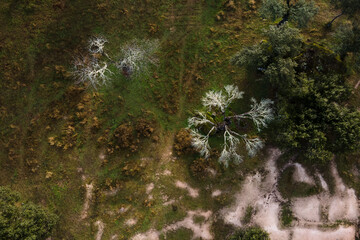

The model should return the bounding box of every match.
[292,226,356,240]
[292,163,315,185]
[146,183,154,194]
[110,235,118,240]
[211,190,222,197]
[316,172,329,191]
[81,183,94,220]
[292,196,321,222]
[163,210,212,240]
[132,229,159,240]
[163,170,172,176]
[328,162,358,222]
[175,180,199,198]
[94,220,104,240]
[125,218,137,226]
[223,172,262,226]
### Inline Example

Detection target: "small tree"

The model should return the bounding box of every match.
[187,85,274,167]
[232,24,302,92]
[289,0,318,28]
[259,0,318,28]
[333,23,360,67]
[327,0,360,28]
[0,187,58,239]
[259,0,286,21]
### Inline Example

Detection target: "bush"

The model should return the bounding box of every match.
[228,227,270,240]
[173,128,194,156]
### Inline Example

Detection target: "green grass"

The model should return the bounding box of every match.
[280,202,294,227]
[1,0,358,239]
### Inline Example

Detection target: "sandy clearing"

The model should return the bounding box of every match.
[81,183,94,220]
[222,148,359,240]
[292,196,321,222]
[292,226,356,240]
[223,172,262,226]
[328,162,358,222]
[175,180,199,198]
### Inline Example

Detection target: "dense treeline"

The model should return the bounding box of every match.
[232,6,360,164]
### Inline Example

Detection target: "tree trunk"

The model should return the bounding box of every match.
[326,12,344,29]
[277,12,290,27]
[286,0,291,8]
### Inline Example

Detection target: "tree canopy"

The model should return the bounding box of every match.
[232,24,360,164]
[259,0,318,28]
[331,0,360,17]
[0,187,58,240]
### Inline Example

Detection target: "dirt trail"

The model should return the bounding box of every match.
[131,210,213,240]
[175,180,199,198]
[94,220,104,240]
[81,182,94,220]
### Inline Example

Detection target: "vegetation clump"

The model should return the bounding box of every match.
[174,128,194,156]
[0,187,58,240]
[259,0,318,28]
[228,227,270,240]
[233,23,360,164]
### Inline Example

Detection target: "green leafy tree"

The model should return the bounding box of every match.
[232,24,302,92]
[228,227,270,240]
[259,0,318,28]
[259,0,286,21]
[333,23,360,69]
[232,23,360,164]
[289,0,318,28]
[276,72,358,164]
[0,187,58,240]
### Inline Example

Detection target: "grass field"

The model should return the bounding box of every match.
[1,0,359,239]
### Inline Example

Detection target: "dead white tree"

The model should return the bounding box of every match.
[72,55,113,89]
[88,36,108,55]
[116,39,159,77]
[188,85,274,167]
[71,36,113,89]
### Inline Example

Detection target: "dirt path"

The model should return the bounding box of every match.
[131,210,213,240]
[81,182,94,220]
[222,148,359,240]
[94,220,104,240]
